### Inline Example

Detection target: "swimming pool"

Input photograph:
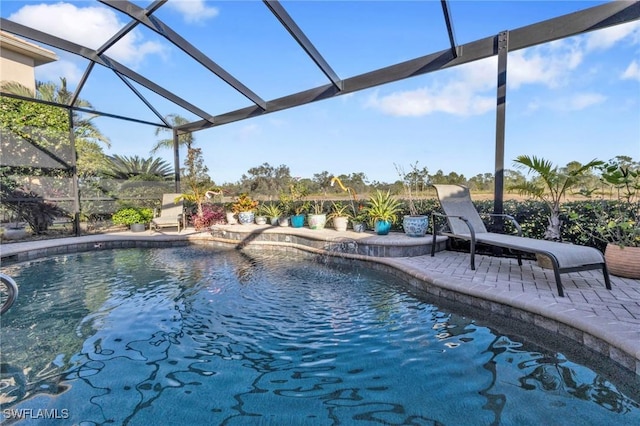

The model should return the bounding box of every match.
[1,246,639,424]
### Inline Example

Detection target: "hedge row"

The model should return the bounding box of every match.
[408,198,636,253]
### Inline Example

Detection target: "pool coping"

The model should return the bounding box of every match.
[1,225,639,376]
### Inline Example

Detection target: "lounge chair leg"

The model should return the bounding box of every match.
[470,242,476,270]
[553,270,564,297]
[431,229,437,257]
[517,253,522,266]
[602,263,612,290]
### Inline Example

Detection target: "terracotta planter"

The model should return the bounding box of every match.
[605,243,640,279]
[536,253,554,269]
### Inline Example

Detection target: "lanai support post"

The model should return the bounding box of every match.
[68,109,81,237]
[173,129,180,193]
[493,30,509,233]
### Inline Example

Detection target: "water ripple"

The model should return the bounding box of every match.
[1,247,638,425]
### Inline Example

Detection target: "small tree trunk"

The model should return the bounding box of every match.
[544,213,562,241]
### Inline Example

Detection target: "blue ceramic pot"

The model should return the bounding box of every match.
[374,219,392,235]
[238,211,255,225]
[291,214,305,228]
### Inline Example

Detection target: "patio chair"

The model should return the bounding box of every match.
[430,184,611,297]
[150,193,185,233]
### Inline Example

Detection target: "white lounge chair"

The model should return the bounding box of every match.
[150,193,185,233]
[430,184,611,297]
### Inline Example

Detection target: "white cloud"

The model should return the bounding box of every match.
[365,84,494,118]
[508,39,584,89]
[237,123,261,141]
[363,42,584,118]
[622,60,640,81]
[526,92,606,114]
[8,3,165,69]
[167,0,219,24]
[562,93,606,111]
[35,56,83,85]
[584,20,640,52]
[365,17,640,119]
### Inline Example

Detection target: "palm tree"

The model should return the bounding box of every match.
[102,155,173,181]
[151,114,195,154]
[509,155,603,241]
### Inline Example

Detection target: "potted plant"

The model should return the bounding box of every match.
[592,159,640,278]
[112,207,154,232]
[330,176,365,232]
[308,200,327,230]
[395,162,429,237]
[224,202,238,225]
[1,217,28,240]
[231,193,259,225]
[286,181,309,228]
[364,190,402,235]
[328,201,350,232]
[260,202,282,226]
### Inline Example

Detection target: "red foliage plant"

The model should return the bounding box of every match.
[192,205,226,230]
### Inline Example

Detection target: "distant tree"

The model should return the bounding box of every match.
[239,162,291,195]
[430,170,466,185]
[466,173,494,191]
[504,169,526,189]
[312,171,333,195]
[151,114,194,154]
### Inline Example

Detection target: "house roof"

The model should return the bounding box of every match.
[0,30,57,66]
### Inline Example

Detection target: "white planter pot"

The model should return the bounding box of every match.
[308,214,327,230]
[130,223,146,232]
[332,216,348,232]
[2,227,27,240]
[226,212,238,225]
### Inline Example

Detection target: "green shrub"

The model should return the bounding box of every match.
[111,207,153,226]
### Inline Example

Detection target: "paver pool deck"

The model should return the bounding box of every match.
[1,225,639,376]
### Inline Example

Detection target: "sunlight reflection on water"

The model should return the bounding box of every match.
[1,246,639,425]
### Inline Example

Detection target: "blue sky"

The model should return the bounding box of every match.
[3,1,639,185]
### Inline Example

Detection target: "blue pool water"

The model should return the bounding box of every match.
[1,246,639,425]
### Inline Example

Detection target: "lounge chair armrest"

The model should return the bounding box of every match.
[487,213,522,236]
[431,212,478,239]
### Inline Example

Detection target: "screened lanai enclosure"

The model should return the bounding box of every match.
[1,1,639,237]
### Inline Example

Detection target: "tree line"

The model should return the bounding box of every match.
[1,79,636,221]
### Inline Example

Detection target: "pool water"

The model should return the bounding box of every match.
[1,246,639,425]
